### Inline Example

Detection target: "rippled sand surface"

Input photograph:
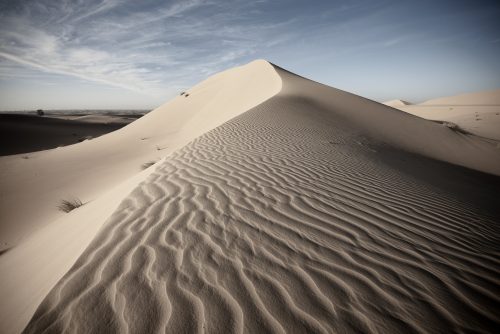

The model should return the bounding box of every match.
[24,65,500,333]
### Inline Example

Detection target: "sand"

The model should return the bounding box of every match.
[1,60,499,333]
[0,113,138,156]
[0,163,159,334]
[0,60,280,334]
[0,60,280,249]
[384,89,500,141]
[382,99,411,108]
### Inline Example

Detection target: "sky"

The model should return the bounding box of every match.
[0,0,499,110]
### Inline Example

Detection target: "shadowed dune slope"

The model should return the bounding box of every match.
[273,66,500,175]
[24,63,500,333]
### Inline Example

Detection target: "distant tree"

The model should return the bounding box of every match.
[36,109,44,116]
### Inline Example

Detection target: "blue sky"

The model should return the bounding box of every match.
[0,0,499,110]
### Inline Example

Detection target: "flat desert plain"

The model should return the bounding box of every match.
[0,113,140,156]
[1,60,499,333]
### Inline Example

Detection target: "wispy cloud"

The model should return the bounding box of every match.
[0,0,413,102]
[0,0,296,99]
[1,0,499,109]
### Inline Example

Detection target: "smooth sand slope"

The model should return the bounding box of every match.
[18,62,500,333]
[384,89,500,141]
[0,163,159,334]
[0,60,280,249]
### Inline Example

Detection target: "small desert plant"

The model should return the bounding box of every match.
[436,121,470,135]
[180,91,185,96]
[141,161,156,170]
[77,135,93,142]
[184,93,190,97]
[156,145,167,151]
[443,121,459,130]
[58,198,83,213]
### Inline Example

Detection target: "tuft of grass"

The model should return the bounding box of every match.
[58,198,83,213]
[141,161,156,170]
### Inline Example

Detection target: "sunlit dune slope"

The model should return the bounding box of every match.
[0,60,281,248]
[0,60,280,334]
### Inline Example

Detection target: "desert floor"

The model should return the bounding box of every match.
[0,113,140,156]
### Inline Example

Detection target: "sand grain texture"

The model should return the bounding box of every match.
[23,63,500,333]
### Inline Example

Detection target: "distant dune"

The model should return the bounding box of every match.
[382,99,411,108]
[385,89,500,140]
[1,60,499,334]
[421,88,500,105]
[0,114,137,156]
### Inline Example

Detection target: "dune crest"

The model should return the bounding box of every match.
[22,61,500,333]
[383,99,411,108]
[0,60,280,334]
[0,59,281,248]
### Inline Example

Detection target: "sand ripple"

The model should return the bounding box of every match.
[24,96,500,333]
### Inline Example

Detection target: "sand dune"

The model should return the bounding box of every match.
[385,89,500,140]
[19,62,500,333]
[0,60,280,249]
[0,60,280,334]
[382,99,411,108]
[421,88,500,106]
